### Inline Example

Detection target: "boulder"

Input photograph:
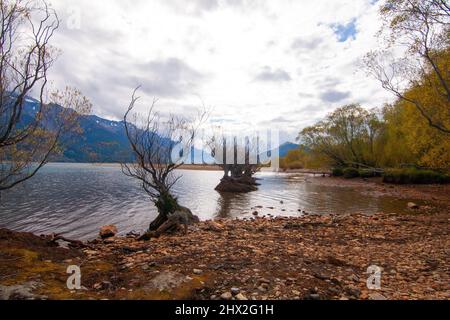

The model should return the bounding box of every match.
[99,225,118,239]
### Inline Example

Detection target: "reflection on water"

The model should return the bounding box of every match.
[0,163,414,239]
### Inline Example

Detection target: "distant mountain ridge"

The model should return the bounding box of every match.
[20,97,297,163]
[262,142,301,159]
[21,97,137,163]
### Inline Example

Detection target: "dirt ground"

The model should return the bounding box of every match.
[0,178,449,300]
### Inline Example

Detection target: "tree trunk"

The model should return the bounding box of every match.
[149,192,179,231]
[149,212,168,231]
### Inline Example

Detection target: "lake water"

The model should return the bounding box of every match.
[0,163,412,239]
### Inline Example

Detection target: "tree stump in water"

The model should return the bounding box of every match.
[215,176,259,193]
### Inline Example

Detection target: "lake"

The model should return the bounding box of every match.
[0,163,412,239]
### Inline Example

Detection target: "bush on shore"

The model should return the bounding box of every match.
[382,168,450,184]
[343,167,360,179]
[283,160,304,170]
[332,168,344,177]
[358,169,382,178]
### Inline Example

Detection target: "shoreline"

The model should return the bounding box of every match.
[0,178,448,300]
[1,208,448,300]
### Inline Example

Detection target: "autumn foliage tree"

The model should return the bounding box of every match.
[298,105,384,169]
[365,0,450,134]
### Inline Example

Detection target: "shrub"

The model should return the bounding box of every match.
[383,168,450,184]
[286,161,304,170]
[343,167,359,179]
[359,169,378,178]
[332,168,344,177]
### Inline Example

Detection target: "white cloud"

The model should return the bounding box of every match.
[47,0,394,141]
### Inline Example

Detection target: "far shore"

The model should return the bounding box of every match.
[49,162,333,174]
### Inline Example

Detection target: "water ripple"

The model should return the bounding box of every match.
[0,164,412,239]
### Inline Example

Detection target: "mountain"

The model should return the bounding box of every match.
[20,98,141,163]
[62,114,134,162]
[20,98,215,163]
[264,142,301,159]
[19,97,296,163]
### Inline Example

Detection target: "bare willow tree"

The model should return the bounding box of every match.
[0,0,91,192]
[208,132,261,193]
[122,88,205,232]
[365,0,450,134]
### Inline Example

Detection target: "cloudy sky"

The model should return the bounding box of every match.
[48,0,393,143]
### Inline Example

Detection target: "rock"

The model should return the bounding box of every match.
[204,221,224,232]
[193,269,203,275]
[252,211,259,216]
[306,293,320,300]
[257,286,267,292]
[93,281,113,291]
[235,293,248,300]
[348,274,359,282]
[286,277,296,284]
[369,293,387,300]
[220,292,233,300]
[99,225,118,239]
[407,202,420,210]
[0,282,47,300]
[103,238,115,244]
[231,287,240,295]
[328,287,341,296]
[345,286,361,298]
[147,271,188,292]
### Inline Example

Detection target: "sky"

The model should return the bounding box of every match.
[47,0,393,143]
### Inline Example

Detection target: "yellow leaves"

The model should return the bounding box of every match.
[374,47,450,169]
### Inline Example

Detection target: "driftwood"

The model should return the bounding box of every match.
[43,233,91,249]
[139,208,199,241]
